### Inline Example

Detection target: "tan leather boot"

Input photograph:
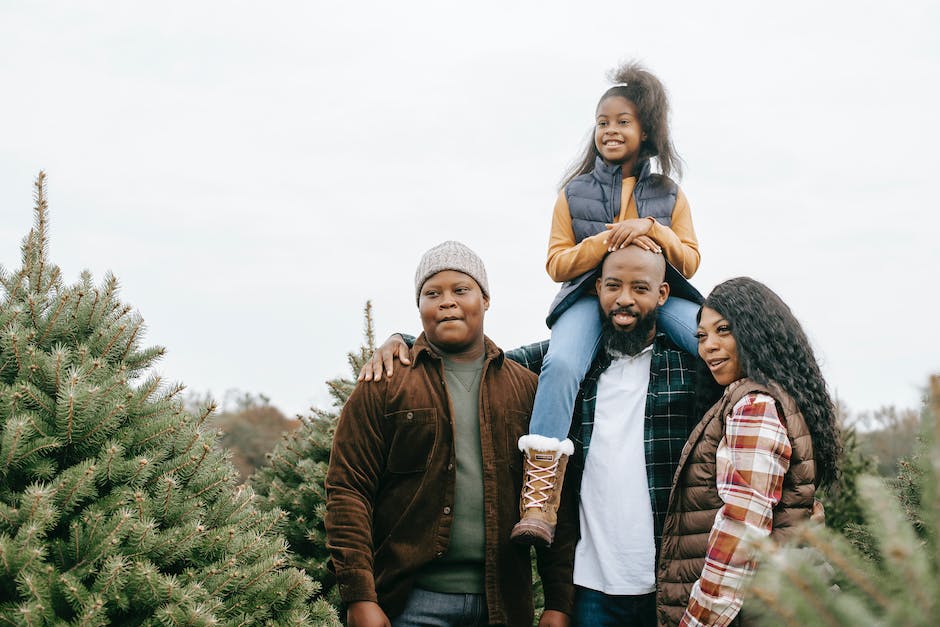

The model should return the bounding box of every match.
[510,436,574,547]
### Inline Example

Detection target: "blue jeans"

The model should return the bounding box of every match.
[658,295,700,356]
[392,587,488,627]
[530,296,603,440]
[529,295,699,440]
[574,586,656,627]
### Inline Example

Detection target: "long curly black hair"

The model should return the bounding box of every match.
[561,61,683,188]
[695,277,842,487]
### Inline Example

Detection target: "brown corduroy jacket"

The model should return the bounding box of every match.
[656,379,817,627]
[325,334,576,626]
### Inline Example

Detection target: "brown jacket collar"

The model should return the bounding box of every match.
[411,333,506,368]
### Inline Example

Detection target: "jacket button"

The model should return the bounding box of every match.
[436,551,444,558]
[447,463,454,471]
[443,506,451,515]
[406,412,414,420]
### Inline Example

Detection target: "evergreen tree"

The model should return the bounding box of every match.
[820,426,875,537]
[0,173,325,625]
[817,398,875,536]
[251,302,376,613]
[748,375,940,626]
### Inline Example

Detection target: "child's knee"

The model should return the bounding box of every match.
[661,309,695,335]
[542,349,591,381]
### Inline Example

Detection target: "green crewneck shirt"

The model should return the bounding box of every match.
[414,355,486,593]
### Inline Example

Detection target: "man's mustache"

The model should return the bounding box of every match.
[607,306,639,319]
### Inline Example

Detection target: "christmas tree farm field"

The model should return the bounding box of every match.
[0,173,337,624]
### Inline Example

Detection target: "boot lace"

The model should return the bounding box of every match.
[521,456,559,510]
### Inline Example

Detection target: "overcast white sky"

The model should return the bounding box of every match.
[2,1,937,419]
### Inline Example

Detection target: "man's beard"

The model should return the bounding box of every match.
[601,306,658,358]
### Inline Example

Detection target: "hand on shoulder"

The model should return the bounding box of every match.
[358,334,411,382]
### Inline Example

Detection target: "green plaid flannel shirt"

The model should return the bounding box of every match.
[507,333,698,545]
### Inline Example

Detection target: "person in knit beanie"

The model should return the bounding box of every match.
[414,240,490,304]
[325,241,576,627]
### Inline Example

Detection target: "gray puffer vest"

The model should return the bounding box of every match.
[546,157,700,327]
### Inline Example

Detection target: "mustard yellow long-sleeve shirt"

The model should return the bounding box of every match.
[546,176,700,282]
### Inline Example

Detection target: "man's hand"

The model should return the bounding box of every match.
[347,601,391,627]
[538,609,571,627]
[357,334,410,382]
[604,218,654,251]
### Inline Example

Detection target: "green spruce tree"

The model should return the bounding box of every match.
[251,301,376,615]
[820,427,875,540]
[817,399,876,537]
[0,173,325,625]
[748,375,940,626]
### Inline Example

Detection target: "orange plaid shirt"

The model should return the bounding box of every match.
[679,392,792,626]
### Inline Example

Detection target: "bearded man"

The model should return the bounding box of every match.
[561,245,699,626]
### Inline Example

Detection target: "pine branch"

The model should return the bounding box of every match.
[30,171,49,295]
[363,300,375,353]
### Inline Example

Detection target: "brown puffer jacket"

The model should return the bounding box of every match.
[656,379,817,627]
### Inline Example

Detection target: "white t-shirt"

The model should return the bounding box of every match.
[573,345,656,595]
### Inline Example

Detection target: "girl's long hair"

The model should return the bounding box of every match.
[695,277,842,487]
[561,61,682,188]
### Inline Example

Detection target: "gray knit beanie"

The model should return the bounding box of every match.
[414,240,490,304]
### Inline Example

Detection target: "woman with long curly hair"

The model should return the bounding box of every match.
[656,277,842,626]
